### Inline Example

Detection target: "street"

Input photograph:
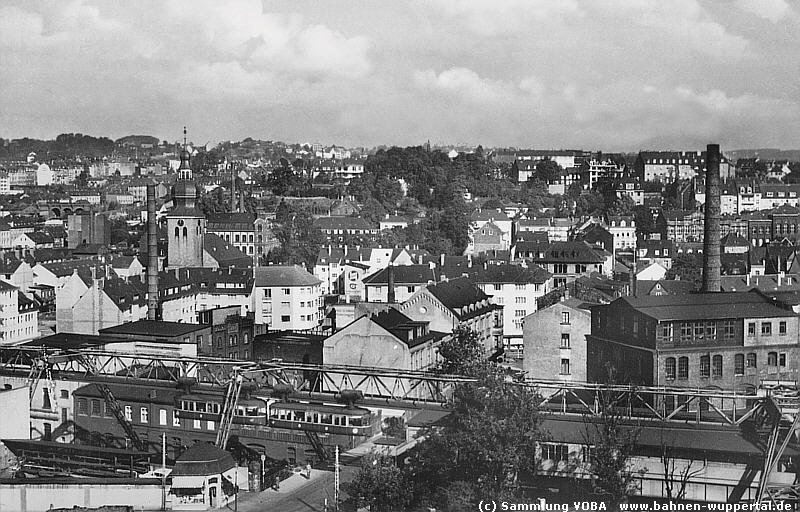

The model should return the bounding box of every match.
[236,466,357,512]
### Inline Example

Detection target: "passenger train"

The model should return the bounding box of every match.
[174,389,381,437]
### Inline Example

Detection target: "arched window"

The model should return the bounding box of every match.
[174,227,179,238]
[699,355,710,378]
[712,355,723,378]
[665,357,676,380]
[734,354,744,376]
[678,357,689,380]
[183,227,188,237]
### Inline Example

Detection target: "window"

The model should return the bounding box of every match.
[516,297,526,304]
[780,353,787,367]
[554,263,568,274]
[747,353,757,369]
[694,323,704,339]
[282,288,290,295]
[762,322,772,336]
[660,323,673,340]
[263,289,271,299]
[705,323,716,339]
[561,333,570,349]
[60,389,69,399]
[140,407,148,423]
[665,357,676,380]
[700,355,710,378]
[281,315,290,322]
[243,333,249,345]
[541,443,569,462]
[193,419,201,429]
[712,355,722,378]
[159,409,167,426]
[723,320,735,340]
[562,312,570,325]
[77,398,88,415]
[173,410,181,427]
[734,354,744,376]
[780,321,787,335]
[680,323,692,341]
[748,322,756,336]
[124,406,132,422]
[560,358,570,375]
[515,310,525,317]
[768,352,778,366]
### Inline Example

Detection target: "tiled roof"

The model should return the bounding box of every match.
[444,263,551,284]
[203,233,251,267]
[619,291,796,321]
[206,212,256,230]
[426,277,489,313]
[534,241,609,263]
[254,265,321,287]
[471,209,510,223]
[362,264,437,285]
[99,320,207,338]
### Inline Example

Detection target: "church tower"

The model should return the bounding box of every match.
[167,128,206,268]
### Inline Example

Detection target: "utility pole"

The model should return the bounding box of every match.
[334,446,340,512]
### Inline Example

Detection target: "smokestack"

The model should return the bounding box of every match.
[702,143,721,293]
[230,164,237,213]
[147,184,160,320]
[387,264,395,303]
[239,185,246,213]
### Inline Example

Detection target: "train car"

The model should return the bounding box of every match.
[175,392,269,426]
[267,401,381,437]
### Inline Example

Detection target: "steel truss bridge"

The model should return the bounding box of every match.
[1,345,799,504]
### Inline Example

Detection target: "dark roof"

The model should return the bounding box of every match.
[254,265,321,287]
[73,381,183,406]
[206,212,256,230]
[24,333,129,350]
[173,442,236,476]
[464,263,551,284]
[99,320,207,338]
[203,233,251,267]
[362,264,437,285]
[25,231,54,244]
[426,277,492,320]
[636,280,696,296]
[534,241,609,263]
[619,291,796,321]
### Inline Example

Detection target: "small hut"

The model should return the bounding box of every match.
[170,443,239,510]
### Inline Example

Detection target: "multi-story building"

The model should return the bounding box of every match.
[586,291,799,389]
[197,305,265,360]
[661,210,705,243]
[399,277,503,354]
[314,216,378,242]
[635,150,733,183]
[523,298,592,381]
[0,281,39,345]
[606,216,636,251]
[206,212,257,260]
[464,263,552,354]
[362,264,437,303]
[529,241,613,287]
[252,265,323,330]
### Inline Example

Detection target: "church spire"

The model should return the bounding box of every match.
[178,126,192,180]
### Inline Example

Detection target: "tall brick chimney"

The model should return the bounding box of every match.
[702,144,721,292]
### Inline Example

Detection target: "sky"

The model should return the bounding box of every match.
[1,0,799,152]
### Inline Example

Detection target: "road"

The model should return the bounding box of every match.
[237,466,356,512]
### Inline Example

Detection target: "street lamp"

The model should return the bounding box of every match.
[260,453,266,491]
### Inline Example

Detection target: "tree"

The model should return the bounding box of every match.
[435,325,487,376]
[535,159,561,182]
[344,453,411,512]
[659,428,702,500]
[408,329,544,507]
[584,365,643,507]
[607,195,635,217]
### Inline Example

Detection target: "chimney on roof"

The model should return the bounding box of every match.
[230,164,237,213]
[387,264,395,304]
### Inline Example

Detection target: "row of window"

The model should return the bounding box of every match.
[747,321,788,336]
[664,352,787,380]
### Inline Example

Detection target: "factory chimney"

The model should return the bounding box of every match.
[239,184,246,213]
[387,264,396,303]
[702,144,721,292]
[146,184,160,320]
[230,163,237,213]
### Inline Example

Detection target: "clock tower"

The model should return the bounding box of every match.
[167,128,206,268]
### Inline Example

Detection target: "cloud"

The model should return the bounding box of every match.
[414,67,544,106]
[736,0,794,23]
[426,0,582,36]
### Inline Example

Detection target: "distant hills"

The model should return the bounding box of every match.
[726,148,800,162]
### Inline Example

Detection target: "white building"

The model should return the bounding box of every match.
[0,281,39,345]
[252,265,324,330]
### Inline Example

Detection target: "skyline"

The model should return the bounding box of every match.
[1,0,800,151]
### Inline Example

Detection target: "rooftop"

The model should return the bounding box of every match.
[254,265,321,287]
[99,320,207,338]
[619,291,796,321]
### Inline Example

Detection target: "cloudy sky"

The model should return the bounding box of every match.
[1,0,799,151]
